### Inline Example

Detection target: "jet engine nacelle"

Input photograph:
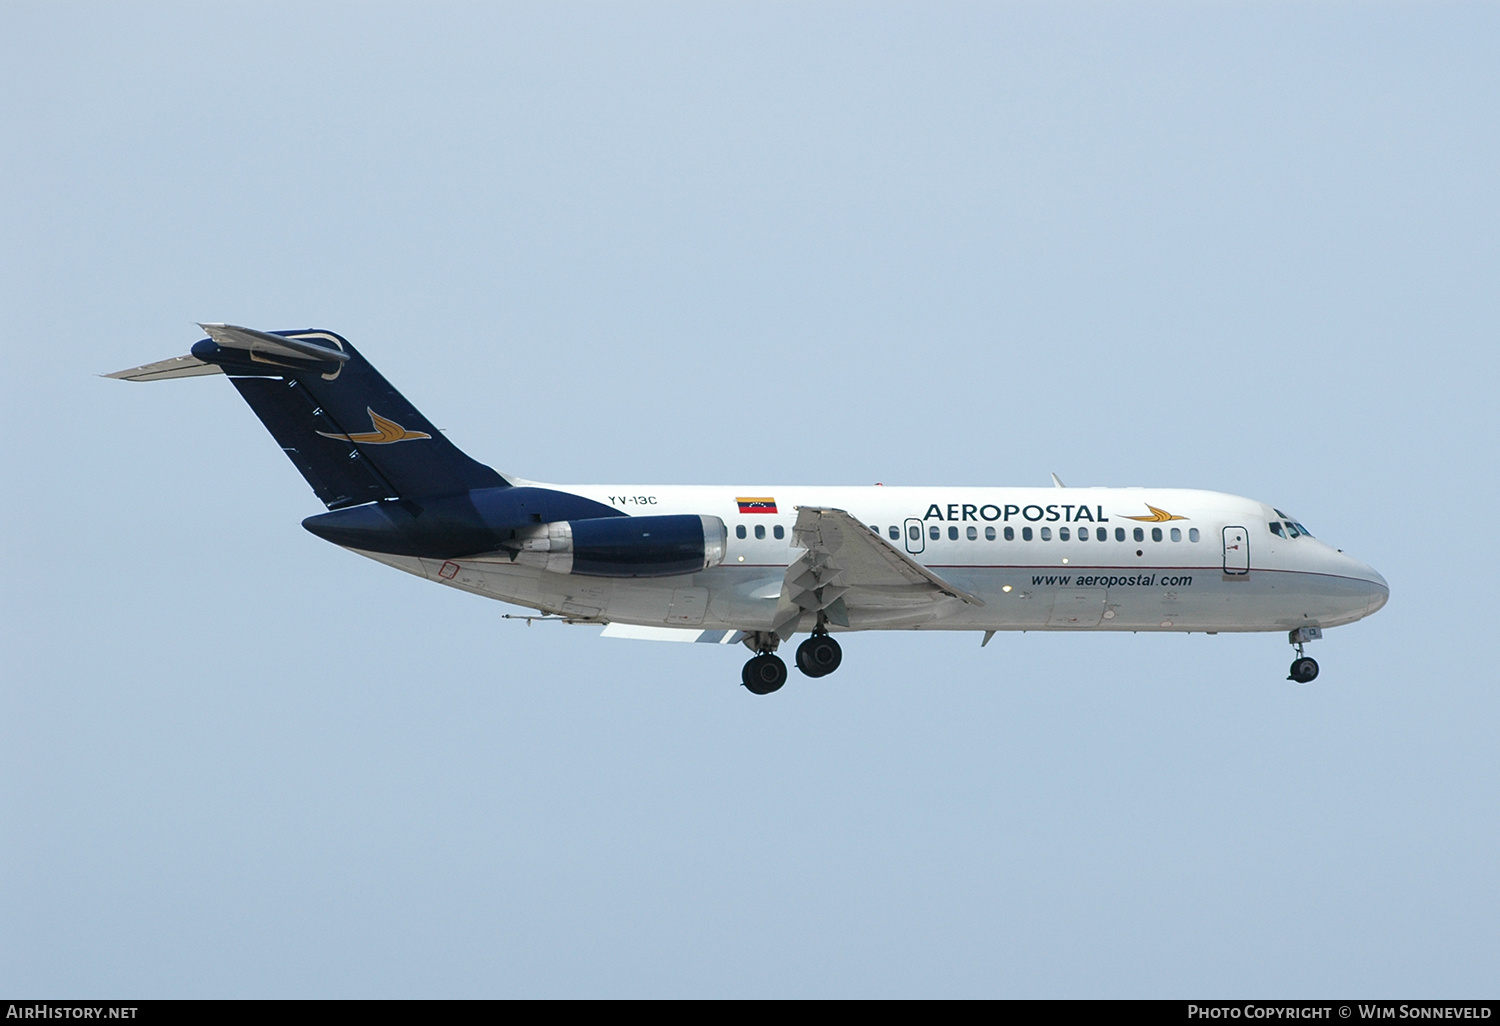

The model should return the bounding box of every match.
[507,514,728,578]
[301,490,728,577]
[301,485,624,558]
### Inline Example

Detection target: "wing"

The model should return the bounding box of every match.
[600,624,747,645]
[771,506,983,638]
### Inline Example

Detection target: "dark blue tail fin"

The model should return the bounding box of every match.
[188,325,506,508]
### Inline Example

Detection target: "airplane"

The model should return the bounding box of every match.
[109,324,1389,694]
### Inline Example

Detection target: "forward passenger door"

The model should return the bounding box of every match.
[1223,526,1250,575]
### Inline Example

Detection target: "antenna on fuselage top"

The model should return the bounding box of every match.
[1050,473,1066,488]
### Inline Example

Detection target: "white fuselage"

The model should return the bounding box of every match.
[357,484,1388,637]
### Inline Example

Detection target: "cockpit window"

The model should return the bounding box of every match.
[1273,509,1315,538]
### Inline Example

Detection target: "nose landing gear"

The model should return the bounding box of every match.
[1287,627,1322,683]
[1289,657,1319,683]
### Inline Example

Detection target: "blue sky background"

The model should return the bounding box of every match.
[3,2,1496,997]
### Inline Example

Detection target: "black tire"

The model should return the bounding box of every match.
[796,635,843,678]
[743,654,788,694]
[1289,657,1319,684]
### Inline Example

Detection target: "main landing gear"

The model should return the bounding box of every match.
[796,633,843,678]
[1287,626,1321,684]
[740,630,844,694]
[742,652,788,695]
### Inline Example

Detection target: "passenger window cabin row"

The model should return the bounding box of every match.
[734,524,785,540]
[879,524,1202,544]
[736,520,1211,545]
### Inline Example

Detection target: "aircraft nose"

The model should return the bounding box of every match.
[1349,557,1389,615]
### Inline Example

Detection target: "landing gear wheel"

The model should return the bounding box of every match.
[743,654,788,695]
[795,635,843,678]
[1288,657,1319,684]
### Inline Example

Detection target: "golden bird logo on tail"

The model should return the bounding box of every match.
[317,408,432,445]
[1122,504,1188,523]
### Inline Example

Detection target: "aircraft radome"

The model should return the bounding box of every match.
[109,325,1389,694]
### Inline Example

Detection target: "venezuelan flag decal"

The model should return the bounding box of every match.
[736,497,778,514]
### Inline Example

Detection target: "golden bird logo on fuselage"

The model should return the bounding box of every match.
[1122,504,1188,523]
[317,408,432,445]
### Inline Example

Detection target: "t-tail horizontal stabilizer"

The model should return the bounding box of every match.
[104,355,223,382]
[198,322,350,372]
[107,324,507,508]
